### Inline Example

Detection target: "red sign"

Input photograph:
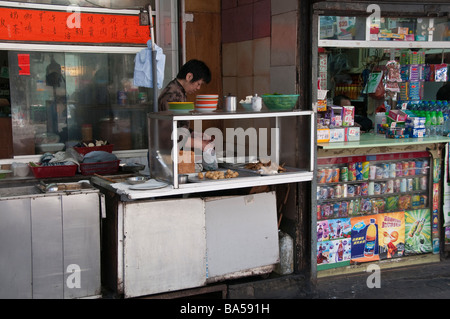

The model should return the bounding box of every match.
[0,7,150,45]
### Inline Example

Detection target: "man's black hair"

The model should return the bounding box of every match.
[436,82,450,101]
[177,59,211,84]
[333,94,351,106]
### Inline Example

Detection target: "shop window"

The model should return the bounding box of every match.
[7,51,153,156]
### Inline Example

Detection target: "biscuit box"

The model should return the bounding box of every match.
[317,128,330,143]
[345,126,360,141]
[342,106,355,126]
[329,128,345,142]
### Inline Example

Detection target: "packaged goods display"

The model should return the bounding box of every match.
[317,153,434,271]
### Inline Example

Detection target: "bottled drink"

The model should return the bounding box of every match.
[425,113,432,137]
[430,111,437,136]
[364,218,377,257]
[437,111,444,136]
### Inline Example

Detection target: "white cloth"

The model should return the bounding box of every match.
[133,40,166,89]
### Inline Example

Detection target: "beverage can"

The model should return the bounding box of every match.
[325,167,333,183]
[333,202,341,218]
[415,160,423,175]
[407,178,414,192]
[394,179,401,193]
[356,162,363,181]
[348,163,356,181]
[331,168,340,183]
[342,184,348,198]
[334,184,342,198]
[386,180,394,193]
[361,182,369,196]
[353,198,361,214]
[317,168,326,184]
[339,201,348,217]
[382,163,390,178]
[340,167,348,182]
[362,161,370,180]
[368,182,375,195]
[348,200,354,216]
[420,176,427,191]
[328,186,335,199]
[355,184,361,196]
[375,165,384,179]
[369,165,377,180]
[396,162,403,177]
[380,182,387,194]
[422,159,429,174]
[409,161,416,176]
[374,183,381,195]
[400,178,407,192]
[414,177,420,191]
[347,185,355,197]
[403,161,409,176]
[389,163,396,178]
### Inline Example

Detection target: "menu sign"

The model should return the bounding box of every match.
[0,7,149,44]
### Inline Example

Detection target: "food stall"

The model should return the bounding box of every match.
[312,1,450,276]
[92,108,315,298]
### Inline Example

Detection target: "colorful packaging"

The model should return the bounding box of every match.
[355,162,363,180]
[331,167,340,183]
[362,161,370,180]
[317,238,351,267]
[317,220,330,241]
[405,209,432,255]
[340,167,348,182]
[348,163,356,181]
[317,168,326,183]
[378,212,405,259]
[351,216,379,263]
[342,106,355,126]
[385,196,399,212]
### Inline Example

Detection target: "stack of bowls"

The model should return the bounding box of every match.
[195,94,219,112]
[168,102,194,113]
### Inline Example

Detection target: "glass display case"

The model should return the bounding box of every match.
[319,14,450,49]
[148,110,315,190]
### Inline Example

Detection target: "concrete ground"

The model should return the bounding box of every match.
[312,257,450,299]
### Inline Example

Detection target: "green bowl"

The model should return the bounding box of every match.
[261,94,299,110]
[168,102,194,110]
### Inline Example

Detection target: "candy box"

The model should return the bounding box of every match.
[329,128,345,143]
[345,126,360,141]
[388,109,407,122]
[342,106,355,126]
[317,128,330,143]
[406,127,426,138]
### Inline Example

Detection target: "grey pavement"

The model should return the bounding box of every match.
[312,258,450,299]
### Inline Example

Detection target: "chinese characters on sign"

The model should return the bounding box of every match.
[0,7,149,44]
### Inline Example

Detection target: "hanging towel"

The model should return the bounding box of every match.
[133,40,166,89]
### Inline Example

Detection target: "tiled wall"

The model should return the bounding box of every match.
[222,0,298,100]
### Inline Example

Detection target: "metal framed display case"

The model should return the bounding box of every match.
[312,1,450,276]
[148,110,315,191]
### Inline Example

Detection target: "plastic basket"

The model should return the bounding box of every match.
[80,160,120,175]
[74,144,114,155]
[29,164,78,178]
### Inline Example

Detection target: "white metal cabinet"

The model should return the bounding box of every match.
[205,192,279,282]
[122,198,206,298]
[0,191,101,299]
[0,198,32,299]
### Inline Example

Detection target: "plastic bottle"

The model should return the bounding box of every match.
[425,113,432,137]
[430,111,437,136]
[437,111,444,136]
[364,218,377,257]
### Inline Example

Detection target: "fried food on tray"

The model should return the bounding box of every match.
[244,160,286,173]
[202,169,239,180]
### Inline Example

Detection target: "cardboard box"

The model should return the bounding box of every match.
[317,128,330,143]
[329,128,345,142]
[342,106,355,126]
[388,109,407,122]
[345,126,360,141]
